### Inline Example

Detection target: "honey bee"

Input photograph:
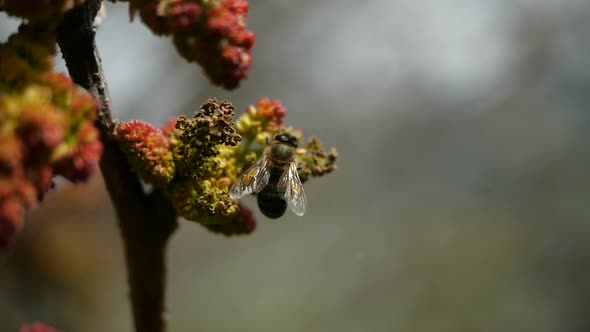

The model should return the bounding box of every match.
[229,133,306,218]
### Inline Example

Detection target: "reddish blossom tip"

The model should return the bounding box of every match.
[255,98,286,127]
[116,120,175,186]
[205,203,256,235]
[235,203,257,233]
[161,117,178,137]
[41,72,74,93]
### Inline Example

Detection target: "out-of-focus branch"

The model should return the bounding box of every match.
[56,1,177,332]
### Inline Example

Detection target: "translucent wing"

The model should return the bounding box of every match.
[278,162,307,216]
[229,152,270,199]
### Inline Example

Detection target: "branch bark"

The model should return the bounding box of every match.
[56,2,178,332]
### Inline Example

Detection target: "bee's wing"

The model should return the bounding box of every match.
[229,152,271,199]
[278,162,307,216]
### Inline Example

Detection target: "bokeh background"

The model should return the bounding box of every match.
[2,1,590,331]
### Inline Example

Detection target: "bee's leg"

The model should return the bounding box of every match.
[297,161,305,170]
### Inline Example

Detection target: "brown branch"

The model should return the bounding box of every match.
[56,1,178,332]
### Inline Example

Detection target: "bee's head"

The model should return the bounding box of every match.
[274,133,298,148]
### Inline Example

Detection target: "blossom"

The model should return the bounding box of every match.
[166,175,239,225]
[204,203,256,235]
[116,120,175,186]
[254,98,286,127]
[236,98,287,146]
[297,137,339,183]
[160,117,178,137]
[0,76,101,250]
[166,99,242,224]
[134,0,255,90]
[172,98,242,178]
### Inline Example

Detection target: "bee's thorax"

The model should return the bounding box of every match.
[269,143,294,166]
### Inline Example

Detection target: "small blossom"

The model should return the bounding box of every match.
[236,98,286,146]
[297,137,339,183]
[116,120,175,186]
[19,322,60,332]
[255,98,286,128]
[160,117,178,137]
[173,98,241,179]
[204,203,256,235]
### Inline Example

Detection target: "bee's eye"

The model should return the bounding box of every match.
[275,134,289,143]
[275,133,298,147]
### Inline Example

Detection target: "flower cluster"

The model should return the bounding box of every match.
[235,98,338,183]
[116,97,338,235]
[173,99,242,178]
[0,17,103,251]
[19,322,60,332]
[133,0,255,90]
[117,98,250,234]
[1,5,105,309]
[0,74,102,250]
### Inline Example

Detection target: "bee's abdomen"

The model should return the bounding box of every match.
[257,181,286,219]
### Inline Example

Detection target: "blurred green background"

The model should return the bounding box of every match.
[2,1,590,331]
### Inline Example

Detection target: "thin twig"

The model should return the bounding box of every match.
[56,1,178,331]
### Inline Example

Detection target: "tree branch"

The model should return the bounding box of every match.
[56,2,178,332]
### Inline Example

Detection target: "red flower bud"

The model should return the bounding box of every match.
[116,120,175,186]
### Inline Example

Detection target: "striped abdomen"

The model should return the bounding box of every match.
[257,166,287,219]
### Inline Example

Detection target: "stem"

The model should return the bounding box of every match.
[56,2,178,332]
